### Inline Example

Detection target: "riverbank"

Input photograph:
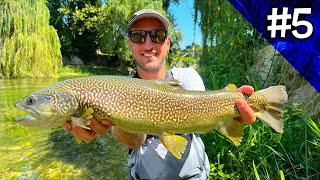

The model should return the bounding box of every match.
[0,69,129,179]
[58,65,127,77]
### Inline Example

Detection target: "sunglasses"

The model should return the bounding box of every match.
[128,29,168,44]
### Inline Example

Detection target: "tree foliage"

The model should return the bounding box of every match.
[99,0,182,68]
[48,0,181,67]
[0,0,62,77]
[99,0,163,61]
[169,43,201,68]
[162,0,180,12]
[194,0,265,90]
[48,0,103,62]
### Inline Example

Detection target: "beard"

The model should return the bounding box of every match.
[136,57,166,73]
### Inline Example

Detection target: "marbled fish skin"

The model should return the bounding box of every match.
[16,76,268,134]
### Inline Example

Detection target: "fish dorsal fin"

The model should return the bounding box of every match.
[223,84,238,92]
[160,132,188,159]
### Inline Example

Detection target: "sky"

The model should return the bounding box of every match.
[169,0,202,49]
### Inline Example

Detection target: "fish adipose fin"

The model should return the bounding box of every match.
[160,132,188,159]
[218,119,244,146]
[249,85,288,133]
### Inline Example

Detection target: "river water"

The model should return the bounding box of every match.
[0,77,128,179]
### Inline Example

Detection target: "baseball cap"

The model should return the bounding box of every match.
[127,9,170,31]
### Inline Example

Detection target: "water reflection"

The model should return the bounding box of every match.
[0,77,127,179]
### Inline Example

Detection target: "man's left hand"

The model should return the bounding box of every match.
[234,85,256,124]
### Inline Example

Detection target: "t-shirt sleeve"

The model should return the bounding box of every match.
[171,67,206,91]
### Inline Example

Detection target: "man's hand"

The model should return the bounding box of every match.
[63,117,145,148]
[234,85,256,124]
[63,116,112,142]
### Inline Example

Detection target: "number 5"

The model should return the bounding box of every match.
[292,8,313,39]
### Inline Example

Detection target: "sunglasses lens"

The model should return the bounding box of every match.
[150,30,167,43]
[129,30,167,44]
[129,31,146,43]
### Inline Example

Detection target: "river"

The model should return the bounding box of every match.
[0,77,128,179]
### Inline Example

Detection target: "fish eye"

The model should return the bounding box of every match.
[26,96,36,105]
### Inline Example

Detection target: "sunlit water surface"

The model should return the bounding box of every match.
[0,77,128,179]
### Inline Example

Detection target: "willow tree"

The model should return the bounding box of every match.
[194,0,264,89]
[0,0,62,77]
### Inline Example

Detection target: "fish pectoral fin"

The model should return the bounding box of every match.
[81,107,94,119]
[70,107,94,130]
[218,119,244,146]
[223,84,238,92]
[71,116,91,130]
[160,132,188,159]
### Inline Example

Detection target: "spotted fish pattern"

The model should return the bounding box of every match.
[70,76,243,132]
[16,75,287,138]
[15,75,288,158]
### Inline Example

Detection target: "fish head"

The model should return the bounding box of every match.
[15,89,78,128]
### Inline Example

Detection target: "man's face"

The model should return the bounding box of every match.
[128,18,170,73]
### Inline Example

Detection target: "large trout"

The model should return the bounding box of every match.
[15,76,288,159]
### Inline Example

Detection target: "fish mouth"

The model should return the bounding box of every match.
[15,101,41,119]
[15,115,39,127]
[14,115,53,127]
[14,101,43,127]
[14,100,62,128]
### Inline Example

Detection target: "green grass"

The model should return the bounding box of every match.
[203,103,320,179]
[58,65,127,77]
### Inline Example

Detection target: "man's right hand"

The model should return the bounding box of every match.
[63,117,112,142]
[63,117,146,148]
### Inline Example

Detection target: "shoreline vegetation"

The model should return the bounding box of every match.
[1,65,319,179]
[1,0,319,178]
[57,65,127,77]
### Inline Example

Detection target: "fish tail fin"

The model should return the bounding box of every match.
[253,85,288,133]
[218,85,287,145]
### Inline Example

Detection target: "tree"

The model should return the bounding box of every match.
[194,0,264,89]
[48,0,103,63]
[0,0,62,77]
[99,0,167,68]
[162,0,180,12]
[46,0,183,68]
[169,43,202,68]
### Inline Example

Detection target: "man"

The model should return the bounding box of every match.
[64,9,256,179]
